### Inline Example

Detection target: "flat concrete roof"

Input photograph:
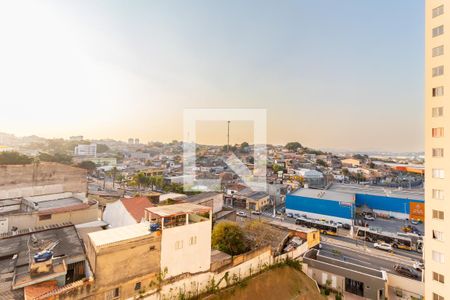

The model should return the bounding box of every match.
[146,203,211,218]
[88,222,153,249]
[290,188,355,203]
[328,183,424,201]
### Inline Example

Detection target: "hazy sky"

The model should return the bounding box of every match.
[0,1,424,151]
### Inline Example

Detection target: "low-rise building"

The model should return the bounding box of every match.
[86,222,161,299]
[183,192,223,214]
[145,203,212,278]
[0,224,92,299]
[103,196,155,228]
[74,144,97,157]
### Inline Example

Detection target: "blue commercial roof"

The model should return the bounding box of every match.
[286,193,353,219]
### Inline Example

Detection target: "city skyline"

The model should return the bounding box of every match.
[0,1,424,152]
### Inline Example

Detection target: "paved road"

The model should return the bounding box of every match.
[233,207,423,262]
[319,242,422,281]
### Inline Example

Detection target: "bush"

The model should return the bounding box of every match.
[212,221,248,256]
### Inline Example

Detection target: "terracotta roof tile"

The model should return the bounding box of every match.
[120,197,154,222]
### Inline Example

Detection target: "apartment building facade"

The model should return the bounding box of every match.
[425,2,449,299]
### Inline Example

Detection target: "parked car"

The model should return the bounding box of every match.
[342,223,351,230]
[410,219,420,225]
[335,222,343,228]
[413,261,424,271]
[364,215,375,221]
[394,264,420,279]
[286,213,294,218]
[236,211,247,217]
[374,242,393,252]
[251,210,261,215]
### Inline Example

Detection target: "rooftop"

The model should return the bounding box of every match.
[146,203,211,218]
[185,192,221,203]
[328,183,424,201]
[88,222,153,249]
[120,196,154,222]
[0,224,85,297]
[290,188,355,203]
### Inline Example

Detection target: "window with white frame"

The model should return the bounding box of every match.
[189,236,197,245]
[433,5,444,18]
[432,168,445,179]
[433,86,444,97]
[432,107,444,117]
[433,272,445,283]
[433,148,444,157]
[433,292,445,300]
[433,65,444,77]
[433,45,444,57]
[433,209,445,220]
[432,250,445,264]
[433,25,444,37]
[432,127,445,138]
[432,189,445,200]
[433,230,444,241]
[175,240,183,250]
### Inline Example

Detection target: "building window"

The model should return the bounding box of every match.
[433,86,444,97]
[433,65,444,77]
[432,127,445,138]
[433,25,444,37]
[433,45,444,57]
[433,209,445,220]
[433,5,444,18]
[189,236,197,245]
[433,189,445,200]
[433,148,444,157]
[433,292,445,300]
[39,214,52,221]
[432,250,445,264]
[105,288,120,300]
[175,240,183,250]
[433,272,445,283]
[433,230,444,241]
[432,168,445,179]
[134,282,141,291]
[433,107,444,117]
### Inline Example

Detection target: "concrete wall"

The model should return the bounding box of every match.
[161,220,212,278]
[4,202,98,232]
[86,234,161,299]
[0,163,87,200]
[387,273,424,299]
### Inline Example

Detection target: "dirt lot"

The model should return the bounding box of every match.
[204,266,325,300]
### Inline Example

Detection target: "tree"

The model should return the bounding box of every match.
[77,161,97,172]
[96,144,110,153]
[212,221,248,256]
[0,151,32,165]
[272,164,283,173]
[38,152,72,164]
[285,142,302,152]
[316,159,328,167]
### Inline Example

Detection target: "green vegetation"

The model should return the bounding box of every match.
[212,221,248,256]
[96,143,109,153]
[77,160,97,171]
[38,152,72,164]
[285,142,302,152]
[0,151,33,165]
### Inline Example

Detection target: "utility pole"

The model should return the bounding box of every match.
[227,121,230,153]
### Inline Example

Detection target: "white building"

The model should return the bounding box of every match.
[103,196,154,228]
[145,203,212,278]
[294,168,324,180]
[74,144,97,156]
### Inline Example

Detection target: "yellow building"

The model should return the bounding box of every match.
[425,2,449,299]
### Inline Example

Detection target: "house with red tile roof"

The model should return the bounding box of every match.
[103,196,154,228]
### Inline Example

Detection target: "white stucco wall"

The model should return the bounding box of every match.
[160,219,212,278]
[103,201,137,228]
